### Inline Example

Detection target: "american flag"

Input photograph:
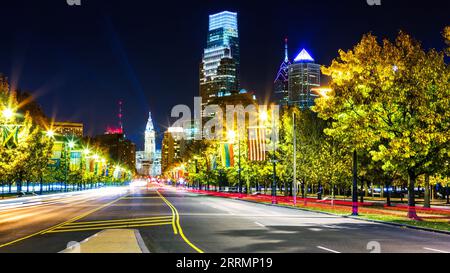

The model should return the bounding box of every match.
[248,127,266,161]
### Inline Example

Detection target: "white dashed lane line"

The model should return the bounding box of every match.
[317,246,341,253]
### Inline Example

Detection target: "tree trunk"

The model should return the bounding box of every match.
[407,171,419,220]
[360,177,364,203]
[40,177,43,195]
[424,174,430,208]
[386,179,392,207]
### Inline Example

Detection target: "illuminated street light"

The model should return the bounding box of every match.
[83,148,91,155]
[2,108,14,120]
[311,87,333,98]
[227,130,236,143]
[259,111,268,122]
[46,130,55,138]
[68,140,75,149]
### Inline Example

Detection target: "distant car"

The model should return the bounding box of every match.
[17,191,26,197]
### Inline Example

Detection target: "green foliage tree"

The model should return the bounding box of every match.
[314,31,450,219]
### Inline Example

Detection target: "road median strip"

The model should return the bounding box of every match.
[60,229,150,253]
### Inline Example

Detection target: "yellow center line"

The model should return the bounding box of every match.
[62,215,172,226]
[155,191,178,235]
[0,192,128,248]
[156,190,204,253]
[46,221,172,233]
[55,218,173,229]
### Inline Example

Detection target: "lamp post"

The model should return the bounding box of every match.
[292,110,297,206]
[270,108,278,204]
[237,132,242,195]
[259,109,277,204]
[352,149,358,216]
[82,148,90,190]
[227,130,242,195]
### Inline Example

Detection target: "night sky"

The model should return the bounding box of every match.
[0,0,448,149]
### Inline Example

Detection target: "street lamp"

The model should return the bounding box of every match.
[46,129,55,138]
[1,108,14,120]
[64,139,76,192]
[228,130,242,195]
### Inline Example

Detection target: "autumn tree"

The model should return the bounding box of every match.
[314,31,450,219]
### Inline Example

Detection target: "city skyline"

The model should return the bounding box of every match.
[0,0,450,257]
[0,1,448,149]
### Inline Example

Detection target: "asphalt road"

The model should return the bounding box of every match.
[0,184,449,253]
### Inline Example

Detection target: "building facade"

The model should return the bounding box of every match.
[200,11,240,104]
[53,121,84,138]
[287,49,321,109]
[161,129,182,174]
[89,133,136,173]
[136,112,161,176]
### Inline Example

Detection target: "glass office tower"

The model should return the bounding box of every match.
[288,49,321,109]
[200,11,240,104]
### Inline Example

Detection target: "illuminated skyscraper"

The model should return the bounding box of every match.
[200,11,240,103]
[288,49,321,109]
[274,38,291,106]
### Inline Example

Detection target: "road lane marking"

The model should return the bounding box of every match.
[254,221,266,228]
[0,193,128,248]
[423,247,449,253]
[156,190,204,253]
[47,221,172,233]
[53,218,173,230]
[317,246,341,253]
[155,191,178,235]
[121,197,161,199]
[63,216,172,226]
[308,228,323,232]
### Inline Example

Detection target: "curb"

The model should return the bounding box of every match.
[187,190,450,236]
[134,229,151,253]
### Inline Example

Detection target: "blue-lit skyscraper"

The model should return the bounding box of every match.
[200,11,240,103]
[288,49,321,109]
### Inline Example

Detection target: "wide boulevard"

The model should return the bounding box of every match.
[0,183,449,253]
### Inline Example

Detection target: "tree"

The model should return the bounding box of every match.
[314,31,450,219]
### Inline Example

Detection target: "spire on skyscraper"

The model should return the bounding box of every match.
[284,38,289,63]
[146,112,154,131]
[274,38,291,83]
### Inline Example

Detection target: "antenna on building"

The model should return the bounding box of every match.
[118,100,124,134]
[284,37,289,62]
